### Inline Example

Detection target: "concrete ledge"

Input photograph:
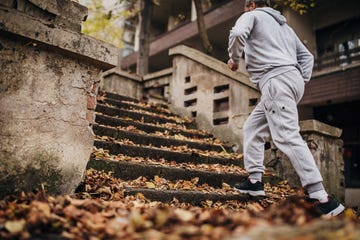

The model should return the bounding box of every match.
[144,68,172,81]
[169,45,257,91]
[300,119,342,138]
[0,6,119,69]
[102,67,142,82]
[28,0,88,25]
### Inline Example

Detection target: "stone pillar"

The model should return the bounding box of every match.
[101,68,143,100]
[269,120,345,202]
[0,0,119,197]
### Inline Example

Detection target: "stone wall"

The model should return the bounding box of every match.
[0,0,119,197]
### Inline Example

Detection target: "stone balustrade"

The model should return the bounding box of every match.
[0,0,119,197]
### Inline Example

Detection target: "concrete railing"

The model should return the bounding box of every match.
[0,0,119,197]
[169,45,260,151]
[101,68,143,100]
[143,68,172,103]
[101,67,172,103]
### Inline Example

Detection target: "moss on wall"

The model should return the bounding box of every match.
[0,149,66,198]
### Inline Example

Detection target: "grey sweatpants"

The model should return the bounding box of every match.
[243,70,323,187]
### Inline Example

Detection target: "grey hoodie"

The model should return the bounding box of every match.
[228,7,314,88]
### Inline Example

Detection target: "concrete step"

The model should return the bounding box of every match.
[123,188,259,205]
[93,124,233,153]
[87,158,279,188]
[94,140,242,166]
[101,98,177,118]
[96,103,196,128]
[102,91,140,103]
[95,114,214,139]
[89,92,282,206]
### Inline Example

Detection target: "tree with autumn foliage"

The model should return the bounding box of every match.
[273,0,316,15]
[80,0,127,48]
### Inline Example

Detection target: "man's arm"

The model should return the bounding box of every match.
[228,12,255,68]
[295,36,314,82]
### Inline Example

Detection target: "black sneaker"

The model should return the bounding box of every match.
[234,179,265,196]
[308,196,345,216]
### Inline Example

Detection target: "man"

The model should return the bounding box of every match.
[227,0,344,216]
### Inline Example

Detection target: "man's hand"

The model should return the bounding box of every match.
[227,59,238,71]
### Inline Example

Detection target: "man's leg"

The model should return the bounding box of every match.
[263,72,323,187]
[263,70,344,216]
[234,98,270,196]
[243,103,270,181]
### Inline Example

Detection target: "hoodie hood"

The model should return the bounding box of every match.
[255,7,287,25]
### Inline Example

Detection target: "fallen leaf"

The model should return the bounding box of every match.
[5,219,26,233]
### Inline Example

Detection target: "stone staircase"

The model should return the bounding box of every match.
[85,91,281,205]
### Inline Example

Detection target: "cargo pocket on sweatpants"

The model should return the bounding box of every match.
[276,100,299,140]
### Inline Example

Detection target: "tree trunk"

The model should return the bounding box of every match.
[136,0,152,76]
[193,0,213,55]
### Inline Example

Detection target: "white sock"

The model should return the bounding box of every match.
[249,172,262,183]
[309,190,329,203]
[249,179,258,184]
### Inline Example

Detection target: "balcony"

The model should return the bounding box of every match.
[314,46,360,73]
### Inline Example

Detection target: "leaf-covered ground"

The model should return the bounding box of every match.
[1,169,359,240]
[2,96,357,239]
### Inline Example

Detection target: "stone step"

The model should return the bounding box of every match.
[94,140,242,166]
[101,98,177,118]
[87,158,279,188]
[96,104,196,128]
[95,114,214,139]
[93,124,233,153]
[123,188,260,205]
[102,91,170,110]
[102,91,140,103]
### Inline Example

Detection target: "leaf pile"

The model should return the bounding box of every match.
[1,169,359,240]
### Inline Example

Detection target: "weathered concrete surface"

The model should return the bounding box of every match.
[169,45,260,151]
[0,5,119,69]
[101,68,143,99]
[0,35,96,196]
[271,120,345,202]
[345,188,360,207]
[0,1,121,197]
[143,68,172,103]
[0,0,88,32]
